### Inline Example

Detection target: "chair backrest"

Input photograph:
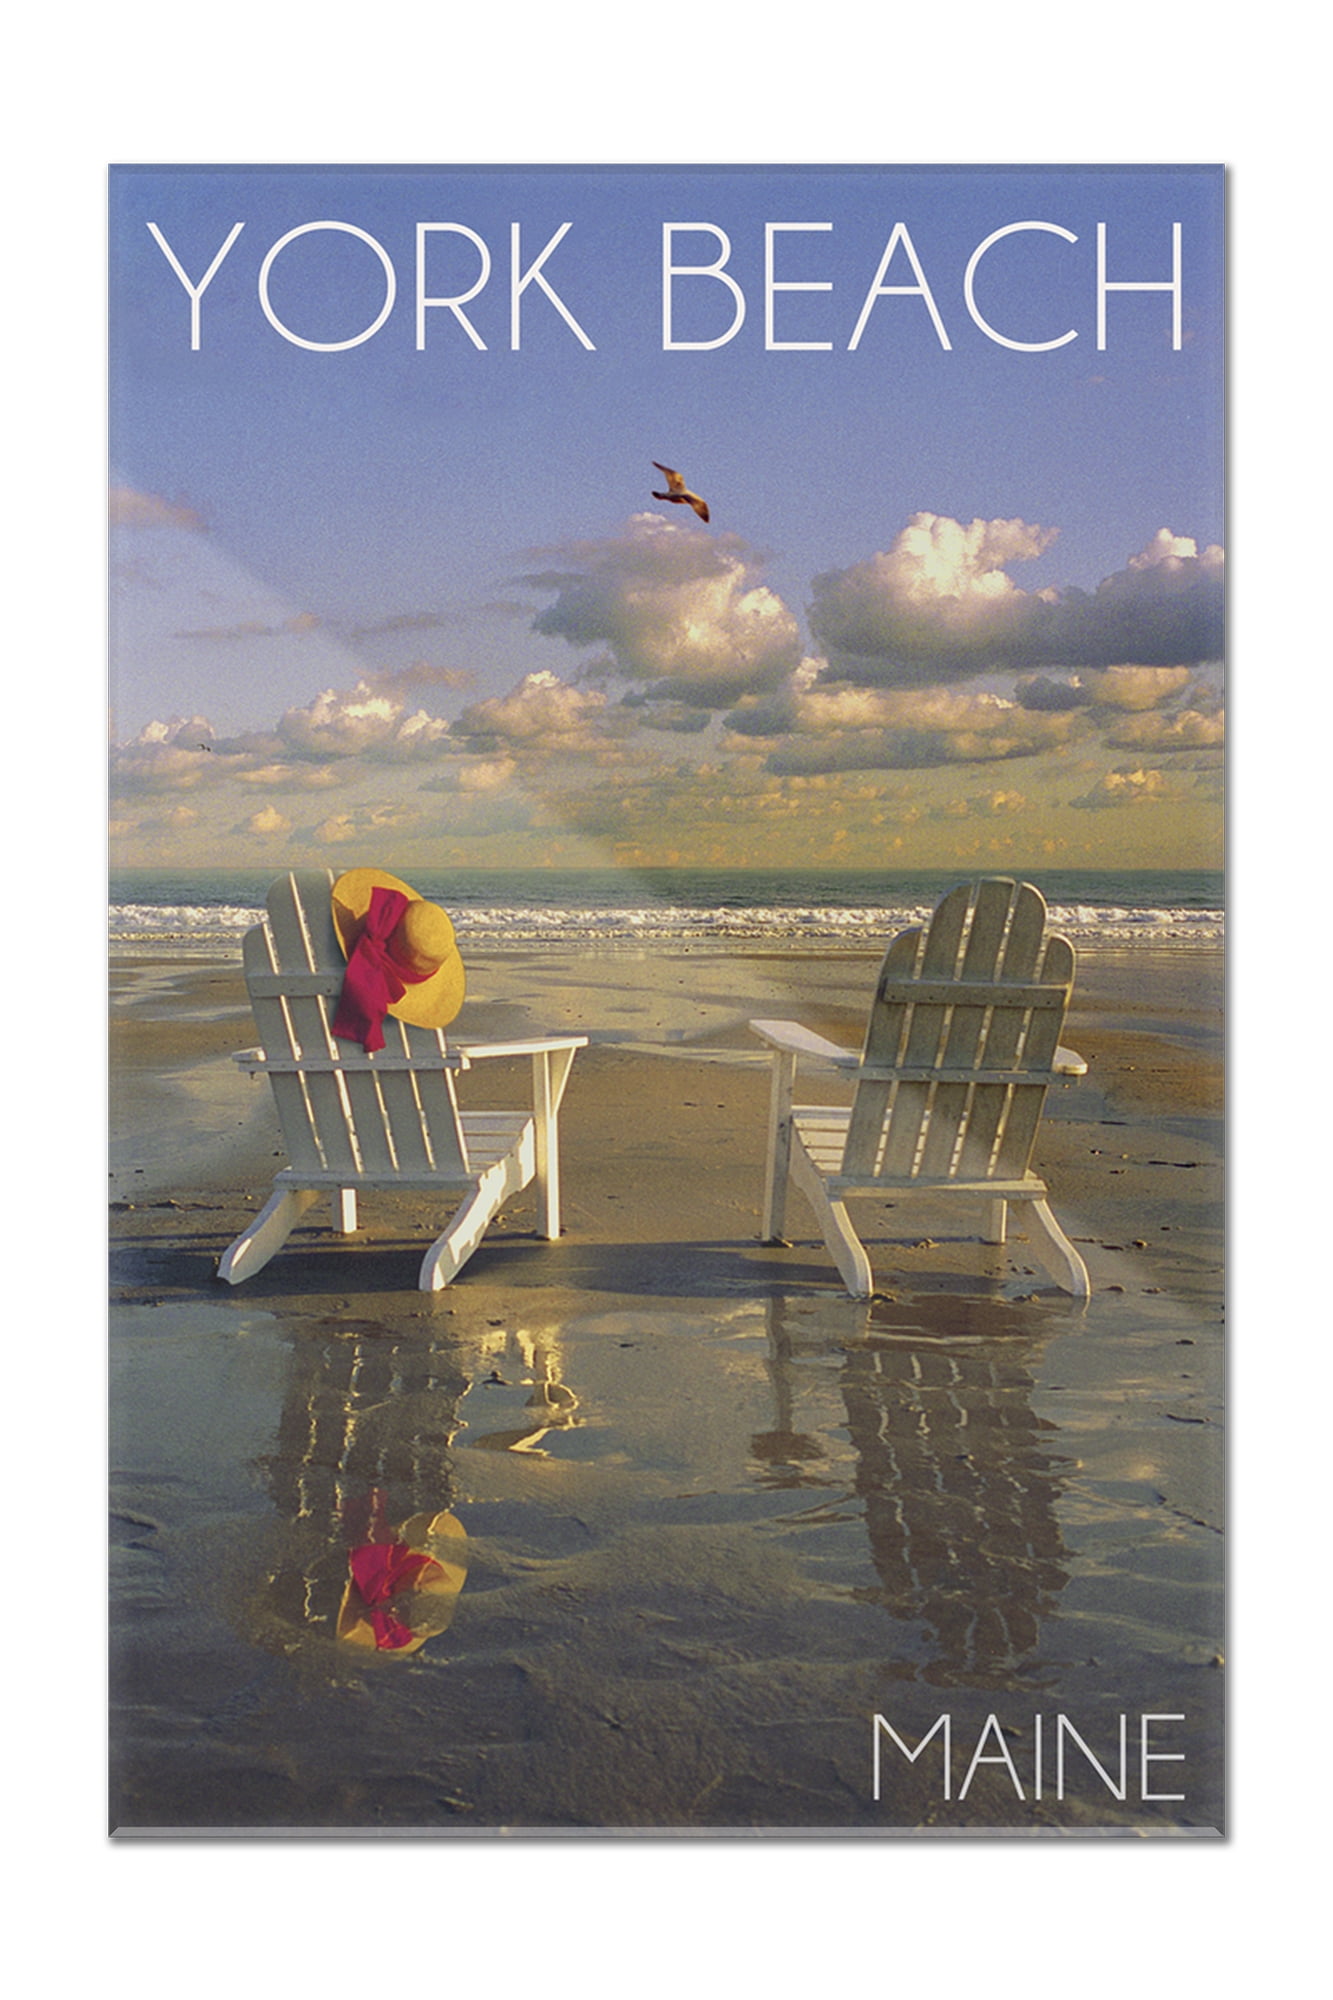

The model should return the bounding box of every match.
[841,878,1075,1185]
[242,869,470,1178]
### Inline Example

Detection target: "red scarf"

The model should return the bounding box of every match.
[332,886,431,1052]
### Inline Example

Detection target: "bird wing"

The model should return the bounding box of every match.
[652,462,709,522]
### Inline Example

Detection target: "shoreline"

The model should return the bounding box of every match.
[110,928,1226,960]
[109,937,1223,1833]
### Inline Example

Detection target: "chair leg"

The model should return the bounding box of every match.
[760,1051,796,1241]
[531,1047,575,1240]
[1019,1198,1091,1299]
[790,1145,874,1299]
[218,1186,321,1285]
[418,1154,526,1292]
[985,1198,1008,1244]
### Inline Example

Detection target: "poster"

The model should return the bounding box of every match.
[109,164,1224,1834]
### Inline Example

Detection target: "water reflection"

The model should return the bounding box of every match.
[247,1310,581,1661]
[756,1293,1075,1685]
[246,1275,1070,1690]
[250,1315,469,1661]
[462,1326,582,1455]
[749,1310,833,1489]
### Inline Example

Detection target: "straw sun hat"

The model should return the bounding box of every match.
[330,867,465,1031]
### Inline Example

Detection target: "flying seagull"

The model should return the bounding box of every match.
[651,462,710,523]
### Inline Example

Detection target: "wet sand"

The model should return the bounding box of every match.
[109,940,1224,1834]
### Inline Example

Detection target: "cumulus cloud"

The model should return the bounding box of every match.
[1105,707,1226,752]
[311,803,423,845]
[724,680,1077,776]
[422,756,518,795]
[111,716,221,792]
[452,670,623,757]
[1082,665,1199,712]
[1015,665,1199,713]
[244,806,292,837]
[113,685,466,797]
[523,513,802,703]
[809,515,1225,686]
[1071,767,1169,810]
[275,682,453,762]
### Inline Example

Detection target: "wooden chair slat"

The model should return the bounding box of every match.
[993,1082,1048,1180]
[846,929,921,1176]
[999,880,1047,980]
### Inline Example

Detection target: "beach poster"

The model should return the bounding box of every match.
[109,165,1224,1835]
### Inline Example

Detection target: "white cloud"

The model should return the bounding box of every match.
[725,679,1077,774]
[245,806,292,837]
[524,513,802,703]
[809,516,1225,686]
[1106,707,1226,752]
[234,763,343,790]
[1071,767,1169,810]
[110,716,221,792]
[452,670,620,754]
[1017,665,1198,713]
[423,756,519,794]
[310,803,422,845]
[276,682,453,762]
[459,669,602,738]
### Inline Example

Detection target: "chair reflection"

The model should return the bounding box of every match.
[251,1310,579,1656]
[751,1294,1073,1680]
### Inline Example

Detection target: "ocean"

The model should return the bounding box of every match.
[109,867,1224,953]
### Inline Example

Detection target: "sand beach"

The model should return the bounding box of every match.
[109,935,1223,1834]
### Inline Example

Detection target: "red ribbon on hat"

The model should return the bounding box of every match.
[332,885,432,1053]
[347,1539,447,1652]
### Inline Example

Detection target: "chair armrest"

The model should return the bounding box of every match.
[749,1019,860,1068]
[749,1022,1086,1080]
[451,1035,588,1060]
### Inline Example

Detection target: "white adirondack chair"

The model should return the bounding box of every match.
[219,870,586,1292]
[751,877,1091,1300]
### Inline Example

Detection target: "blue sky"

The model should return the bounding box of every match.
[109,164,1224,872]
